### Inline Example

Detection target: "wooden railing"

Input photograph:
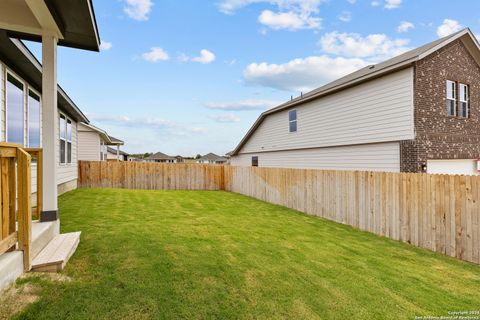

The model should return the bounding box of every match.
[0,143,42,271]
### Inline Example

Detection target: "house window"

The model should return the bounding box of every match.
[252,156,258,167]
[446,80,456,116]
[289,109,297,132]
[59,114,66,164]
[28,90,41,148]
[59,114,73,164]
[6,73,25,145]
[459,83,469,118]
[66,119,72,163]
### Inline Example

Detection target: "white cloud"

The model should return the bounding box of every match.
[219,0,323,31]
[397,21,414,33]
[437,19,463,38]
[258,10,320,30]
[99,41,113,51]
[209,114,241,123]
[123,0,153,21]
[385,0,401,9]
[179,49,216,64]
[142,47,169,62]
[338,11,351,22]
[243,55,368,92]
[319,31,410,60]
[204,99,281,111]
[219,0,323,14]
[89,114,208,136]
[192,49,216,64]
[371,0,401,9]
[347,0,357,4]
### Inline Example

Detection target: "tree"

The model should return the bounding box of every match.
[195,154,202,159]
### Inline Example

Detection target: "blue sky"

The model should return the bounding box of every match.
[26,0,480,156]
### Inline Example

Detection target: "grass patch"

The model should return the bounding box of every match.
[10,188,480,319]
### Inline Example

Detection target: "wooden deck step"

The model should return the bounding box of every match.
[31,232,81,273]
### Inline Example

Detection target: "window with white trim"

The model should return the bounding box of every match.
[60,114,66,164]
[252,156,258,167]
[459,83,469,118]
[59,114,73,164]
[6,73,25,145]
[28,90,41,148]
[67,119,72,163]
[289,109,297,132]
[446,80,456,116]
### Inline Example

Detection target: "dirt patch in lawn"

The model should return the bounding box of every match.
[0,282,39,320]
[0,273,71,320]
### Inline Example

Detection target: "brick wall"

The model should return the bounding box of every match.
[400,39,480,172]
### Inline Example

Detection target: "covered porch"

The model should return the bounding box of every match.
[0,0,100,290]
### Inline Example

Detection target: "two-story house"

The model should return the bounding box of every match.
[230,29,480,176]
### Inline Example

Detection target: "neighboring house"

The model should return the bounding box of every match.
[175,155,184,163]
[107,146,129,161]
[77,123,123,161]
[231,29,480,176]
[196,153,228,164]
[146,152,177,163]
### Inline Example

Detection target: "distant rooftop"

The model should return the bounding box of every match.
[198,153,228,162]
[147,152,176,161]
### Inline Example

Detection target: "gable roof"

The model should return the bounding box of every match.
[231,28,480,156]
[146,152,176,161]
[106,147,128,156]
[108,135,124,146]
[198,153,228,162]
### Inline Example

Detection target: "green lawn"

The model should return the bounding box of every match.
[11,188,480,319]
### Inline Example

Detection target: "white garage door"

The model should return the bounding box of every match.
[427,159,479,176]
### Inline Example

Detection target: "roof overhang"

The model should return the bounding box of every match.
[108,136,125,146]
[0,0,99,51]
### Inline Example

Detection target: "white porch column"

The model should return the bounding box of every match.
[41,33,59,221]
[117,145,120,161]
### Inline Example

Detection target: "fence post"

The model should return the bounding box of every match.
[17,148,32,271]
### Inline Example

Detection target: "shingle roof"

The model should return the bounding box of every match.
[231,28,480,156]
[107,147,128,156]
[147,152,176,160]
[108,135,124,145]
[198,153,228,161]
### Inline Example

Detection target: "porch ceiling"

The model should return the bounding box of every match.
[0,0,99,52]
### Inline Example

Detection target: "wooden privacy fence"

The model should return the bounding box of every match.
[224,167,480,265]
[78,161,480,265]
[78,161,225,190]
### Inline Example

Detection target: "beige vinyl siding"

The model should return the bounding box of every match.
[57,115,78,185]
[231,142,400,172]
[240,68,414,154]
[78,129,101,161]
[106,150,117,160]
